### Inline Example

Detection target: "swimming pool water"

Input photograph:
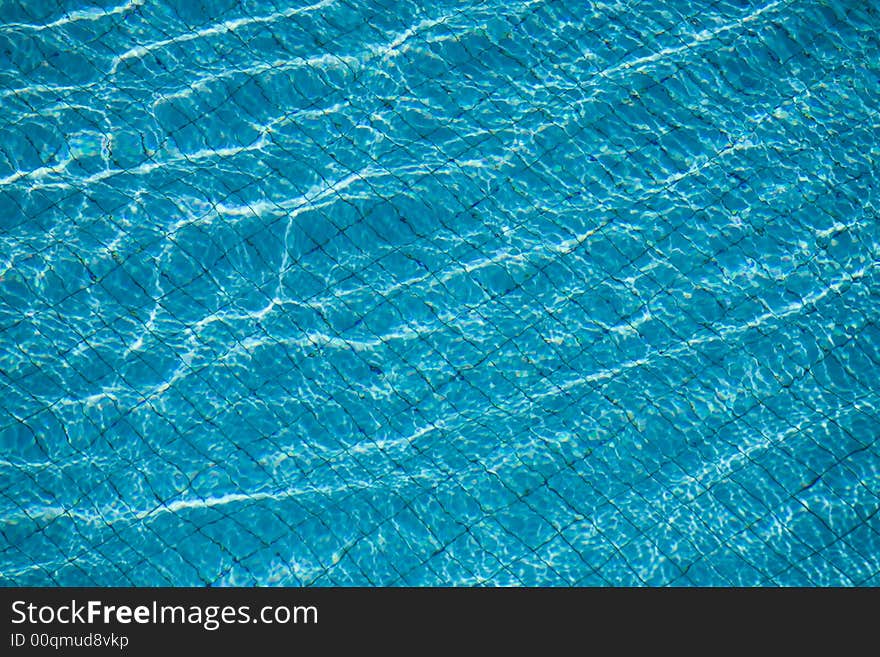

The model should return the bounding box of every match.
[0,0,878,586]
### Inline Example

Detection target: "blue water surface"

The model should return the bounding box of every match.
[0,0,878,585]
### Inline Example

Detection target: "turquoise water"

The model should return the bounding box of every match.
[0,0,878,586]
